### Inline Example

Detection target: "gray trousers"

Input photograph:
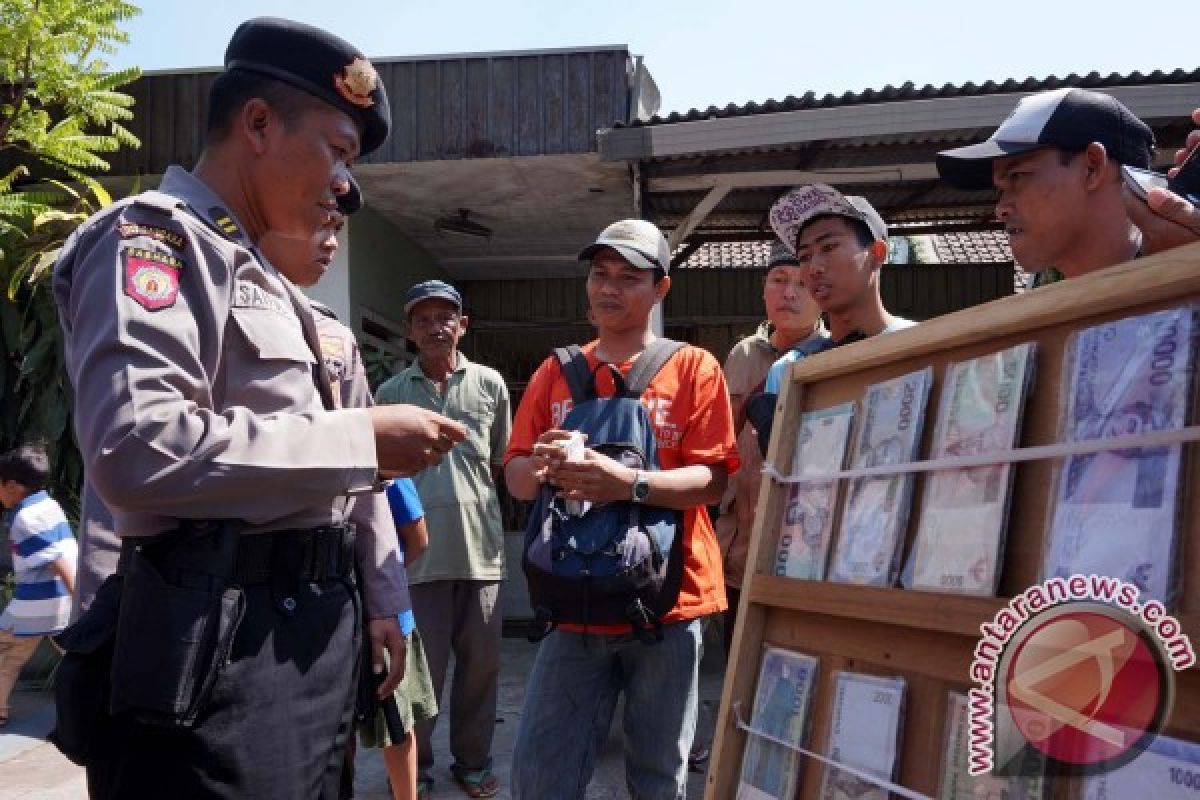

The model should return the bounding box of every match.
[411,580,502,772]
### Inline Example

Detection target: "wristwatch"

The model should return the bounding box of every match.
[631,470,651,504]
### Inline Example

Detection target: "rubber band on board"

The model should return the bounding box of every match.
[762,425,1200,486]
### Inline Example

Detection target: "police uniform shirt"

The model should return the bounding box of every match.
[53,166,401,609]
[310,302,411,618]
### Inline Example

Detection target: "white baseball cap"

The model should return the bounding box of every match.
[579,219,672,274]
[937,88,1154,190]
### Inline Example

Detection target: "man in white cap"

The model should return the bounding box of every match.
[503,219,739,800]
[937,87,1157,278]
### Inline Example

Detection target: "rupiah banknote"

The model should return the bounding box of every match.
[908,343,1037,595]
[939,692,1046,800]
[775,402,855,581]
[737,648,819,800]
[1083,733,1200,799]
[829,368,933,586]
[1045,307,1198,605]
[820,672,906,800]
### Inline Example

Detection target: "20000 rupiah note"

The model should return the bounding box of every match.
[909,343,1036,595]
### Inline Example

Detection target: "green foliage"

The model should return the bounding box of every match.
[0,0,141,517]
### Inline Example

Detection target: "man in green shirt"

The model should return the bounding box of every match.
[375,279,511,798]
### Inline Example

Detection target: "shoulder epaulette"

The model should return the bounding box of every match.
[130,190,184,217]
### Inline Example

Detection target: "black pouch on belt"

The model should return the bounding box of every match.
[110,519,246,727]
[49,573,123,765]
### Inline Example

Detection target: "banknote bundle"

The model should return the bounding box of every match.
[1044,307,1198,606]
[737,648,819,800]
[939,692,1045,800]
[829,368,933,586]
[819,672,906,800]
[1082,733,1200,799]
[907,343,1037,595]
[774,403,855,581]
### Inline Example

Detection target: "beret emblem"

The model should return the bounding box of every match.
[334,56,378,108]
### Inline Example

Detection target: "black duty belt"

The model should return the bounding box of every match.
[118,524,355,586]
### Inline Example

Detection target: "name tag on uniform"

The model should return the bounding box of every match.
[234,280,291,315]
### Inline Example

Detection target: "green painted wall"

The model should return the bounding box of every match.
[347,206,447,331]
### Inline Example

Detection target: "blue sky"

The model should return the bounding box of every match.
[111,0,1197,116]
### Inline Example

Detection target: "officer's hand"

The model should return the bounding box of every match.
[1123,184,1200,256]
[368,616,407,698]
[369,405,467,476]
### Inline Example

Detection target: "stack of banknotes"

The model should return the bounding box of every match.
[1082,734,1200,799]
[1044,307,1198,605]
[774,403,855,581]
[829,368,933,586]
[940,691,1046,800]
[819,672,906,800]
[908,343,1037,594]
[737,647,819,800]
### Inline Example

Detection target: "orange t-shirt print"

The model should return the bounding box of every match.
[506,341,741,630]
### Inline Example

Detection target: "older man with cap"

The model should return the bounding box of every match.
[375,279,511,799]
[503,219,738,800]
[936,87,1158,278]
[51,17,465,799]
[714,239,825,651]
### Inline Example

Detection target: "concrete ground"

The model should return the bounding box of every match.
[0,630,725,800]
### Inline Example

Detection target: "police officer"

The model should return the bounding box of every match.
[52,18,464,799]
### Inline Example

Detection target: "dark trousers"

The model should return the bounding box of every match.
[85,578,360,800]
[722,585,741,657]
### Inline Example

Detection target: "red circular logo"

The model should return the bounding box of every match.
[1001,604,1169,769]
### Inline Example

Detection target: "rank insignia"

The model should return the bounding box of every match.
[334,56,379,108]
[117,222,186,250]
[208,207,243,240]
[320,335,348,381]
[123,247,183,311]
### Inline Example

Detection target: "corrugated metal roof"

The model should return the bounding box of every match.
[676,232,1013,269]
[929,231,1013,264]
[619,68,1200,128]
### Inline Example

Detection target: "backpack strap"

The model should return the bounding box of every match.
[624,338,686,397]
[554,345,592,405]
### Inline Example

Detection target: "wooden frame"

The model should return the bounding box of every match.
[706,242,1200,799]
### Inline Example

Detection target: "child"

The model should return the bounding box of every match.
[358,477,438,800]
[0,444,77,726]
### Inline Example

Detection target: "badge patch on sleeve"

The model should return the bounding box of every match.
[117,222,186,250]
[123,247,183,311]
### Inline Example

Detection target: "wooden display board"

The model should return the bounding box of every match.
[706,243,1200,799]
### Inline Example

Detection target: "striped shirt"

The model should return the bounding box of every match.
[2,491,78,636]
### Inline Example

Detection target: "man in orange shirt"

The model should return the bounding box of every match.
[504,219,739,800]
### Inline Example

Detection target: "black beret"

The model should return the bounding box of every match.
[337,174,362,215]
[225,17,390,156]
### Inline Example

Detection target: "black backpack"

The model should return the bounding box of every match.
[523,339,685,643]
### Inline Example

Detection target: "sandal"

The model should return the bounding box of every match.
[450,766,499,799]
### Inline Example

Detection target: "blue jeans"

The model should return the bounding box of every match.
[511,620,702,800]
